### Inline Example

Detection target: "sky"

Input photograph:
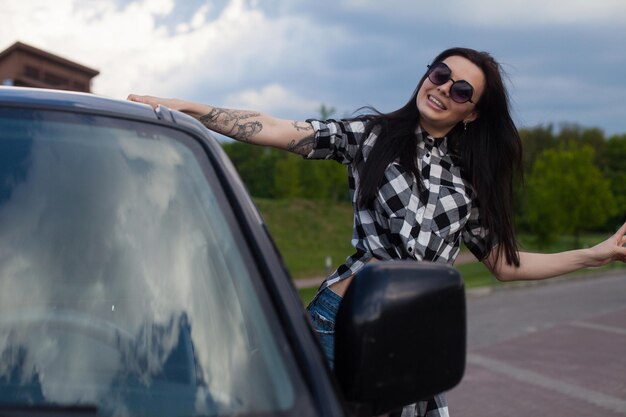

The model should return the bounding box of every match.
[2,0,626,136]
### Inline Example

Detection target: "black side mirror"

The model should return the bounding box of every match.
[334,261,466,416]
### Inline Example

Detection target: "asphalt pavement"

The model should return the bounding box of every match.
[447,269,626,417]
[295,257,626,416]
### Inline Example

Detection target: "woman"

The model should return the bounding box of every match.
[129,47,626,417]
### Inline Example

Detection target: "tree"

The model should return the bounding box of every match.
[519,124,557,174]
[273,154,302,198]
[222,141,280,198]
[601,134,626,227]
[299,160,348,201]
[525,145,616,247]
[319,104,336,120]
[222,102,347,201]
[556,123,606,165]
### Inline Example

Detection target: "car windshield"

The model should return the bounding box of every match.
[0,108,313,417]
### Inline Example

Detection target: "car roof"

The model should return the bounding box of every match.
[0,86,213,138]
[0,86,159,120]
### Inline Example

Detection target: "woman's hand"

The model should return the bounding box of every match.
[127,94,183,111]
[127,95,214,119]
[586,221,626,267]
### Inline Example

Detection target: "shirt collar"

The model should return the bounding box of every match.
[416,126,448,156]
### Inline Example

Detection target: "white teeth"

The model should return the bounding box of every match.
[429,95,446,110]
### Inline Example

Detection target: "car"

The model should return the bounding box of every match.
[0,86,466,417]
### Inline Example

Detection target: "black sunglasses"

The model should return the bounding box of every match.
[426,62,474,104]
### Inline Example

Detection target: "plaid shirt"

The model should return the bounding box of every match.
[306,118,486,417]
[305,119,492,290]
[305,118,491,417]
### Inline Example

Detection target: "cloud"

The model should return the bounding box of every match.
[453,0,626,26]
[224,83,320,115]
[339,0,626,26]
[512,73,626,132]
[1,0,625,134]
[0,0,350,101]
[1,0,172,95]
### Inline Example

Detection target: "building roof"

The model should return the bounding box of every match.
[0,41,100,77]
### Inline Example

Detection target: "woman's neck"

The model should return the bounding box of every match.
[418,121,452,139]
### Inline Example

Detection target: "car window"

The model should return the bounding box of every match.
[0,109,316,417]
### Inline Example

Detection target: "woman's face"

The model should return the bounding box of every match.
[416,55,485,137]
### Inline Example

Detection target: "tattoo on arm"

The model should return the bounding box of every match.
[198,108,263,142]
[287,134,316,156]
[291,121,313,132]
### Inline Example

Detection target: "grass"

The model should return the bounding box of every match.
[456,262,500,288]
[254,198,354,279]
[252,198,625,304]
[298,287,319,306]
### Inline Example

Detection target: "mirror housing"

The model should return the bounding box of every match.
[334,261,466,415]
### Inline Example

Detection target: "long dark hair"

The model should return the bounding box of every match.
[355,47,522,267]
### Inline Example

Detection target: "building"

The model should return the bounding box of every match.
[0,41,99,93]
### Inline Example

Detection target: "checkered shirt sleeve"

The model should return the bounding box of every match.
[303,119,366,164]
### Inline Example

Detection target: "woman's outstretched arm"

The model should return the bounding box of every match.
[127,95,317,155]
[485,221,626,281]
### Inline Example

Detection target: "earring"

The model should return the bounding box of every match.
[464,121,468,131]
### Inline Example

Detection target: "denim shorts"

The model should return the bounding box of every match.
[306,286,342,369]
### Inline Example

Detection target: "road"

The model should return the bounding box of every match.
[447,269,626,417]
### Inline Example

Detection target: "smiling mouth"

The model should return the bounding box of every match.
[428,95,447,110]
